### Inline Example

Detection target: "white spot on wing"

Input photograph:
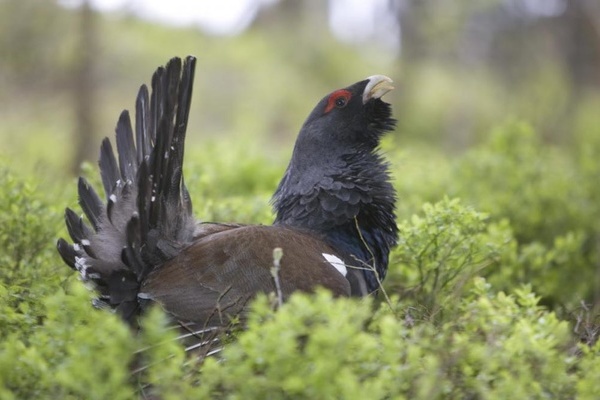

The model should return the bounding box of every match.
[138,292,152,300]
[322,253,347,276]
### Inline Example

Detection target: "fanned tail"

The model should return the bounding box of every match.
[57,56,198,323]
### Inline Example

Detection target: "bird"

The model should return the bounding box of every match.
[57,56,397,332]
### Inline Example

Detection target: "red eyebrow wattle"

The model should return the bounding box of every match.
[324,89,352,114]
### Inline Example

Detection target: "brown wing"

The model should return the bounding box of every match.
[140,225,351,327]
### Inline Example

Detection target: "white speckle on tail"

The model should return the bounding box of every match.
[75,256,89,278]
[322,253,347,276]
[73,243,81,251]
[109,194,117,203]
[138,292,152,300]
[81,239,90,246]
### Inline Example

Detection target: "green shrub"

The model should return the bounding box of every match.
[196,282,578,399]
[386,198,509,316]
[0,284,135,400]
[2,117,600,398]
[0,166,67,340]
[577,339,600,399]
[449,122,600,307]
[452,121,592,245]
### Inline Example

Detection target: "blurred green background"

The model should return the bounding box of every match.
[3,2,600,397]
[2,0,600,309]
[1,0,599,308]
[2,0,599,175]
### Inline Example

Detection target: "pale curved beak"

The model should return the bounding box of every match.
[362,75,394,104]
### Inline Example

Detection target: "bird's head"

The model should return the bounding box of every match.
[293,75,396,163]
[283,75,396,187]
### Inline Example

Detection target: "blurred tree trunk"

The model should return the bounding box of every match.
[566,0,600,89]
[72,0,98,174]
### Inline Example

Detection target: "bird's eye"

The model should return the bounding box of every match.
[324,89,352,114]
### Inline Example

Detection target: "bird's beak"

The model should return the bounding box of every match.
[362,75,394,104]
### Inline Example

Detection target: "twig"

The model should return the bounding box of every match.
[271,247,284,308]
[352,217,394,309]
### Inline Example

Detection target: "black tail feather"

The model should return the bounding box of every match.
[57,237,77,269]
[135,84,151,164]
[116,110,137,183]
[58,56,198,323]
[64,207,87,243]
[123,213,148,279]
[141,56,196,252]
[137,160,151,246]
[77,177,103,232]
[99,138,120,199]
